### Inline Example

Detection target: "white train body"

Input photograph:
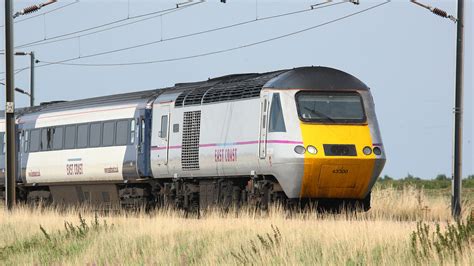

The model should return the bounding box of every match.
[20,103,141,184]
[150,94,307,198]
[0,67,386,210]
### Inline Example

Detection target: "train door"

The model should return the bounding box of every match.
[152,103,171,175]
[137,110,152,177]
[259,93,269,159]
[16,128,22,182]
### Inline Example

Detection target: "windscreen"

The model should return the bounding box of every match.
[296,92,366,123]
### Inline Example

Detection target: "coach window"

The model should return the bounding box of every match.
[140,118,145,144]
[102,121,115,146]
[30,129,41,152]
[4,132,7,154]
[269,93,286,132]
[130,119,136,144]
[0,132,4,154]
[65,125,76,149]
[19,131,24,153]
[40,129,48,151]
[77,124,89,149]
[90,122,102,147]
[261,99,268,130]
[23,131,29,153]
[160,115,168,138]
[116,120,129,146]
[41,128,54,151]
[53,127,64,150]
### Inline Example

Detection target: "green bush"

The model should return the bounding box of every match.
[0,213,112,264]
[376,174,474,189]
[410,214,473,263]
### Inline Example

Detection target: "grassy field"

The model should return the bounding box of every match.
[0,185,473,265]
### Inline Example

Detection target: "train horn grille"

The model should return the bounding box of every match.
[323,144,357,156]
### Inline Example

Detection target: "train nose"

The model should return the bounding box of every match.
[299,154,378,199]
[318,164,361,189]
[298,118,384,199]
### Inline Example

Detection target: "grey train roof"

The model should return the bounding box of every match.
[264,66,369,91]
[3,66,369,117]
[174,66,369,107]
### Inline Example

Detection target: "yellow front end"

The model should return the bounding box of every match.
[300,123,376,199]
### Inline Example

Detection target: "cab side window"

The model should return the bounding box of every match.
[160,115,168,138]
[269,93,286,132]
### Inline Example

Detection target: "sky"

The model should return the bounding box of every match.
[0,0,472,179]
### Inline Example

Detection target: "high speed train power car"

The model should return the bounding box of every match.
[0,66,386,211]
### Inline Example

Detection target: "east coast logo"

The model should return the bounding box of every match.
[215,148,238,162]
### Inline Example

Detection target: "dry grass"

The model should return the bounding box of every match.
[0,186,472,265]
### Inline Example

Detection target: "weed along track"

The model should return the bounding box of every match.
[0,213,113,264]
[0,186,472,265]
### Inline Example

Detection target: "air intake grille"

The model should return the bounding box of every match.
[201,82,262,104]
[181,111,201,170]
[183,87,210,106]
[175,90,191,107]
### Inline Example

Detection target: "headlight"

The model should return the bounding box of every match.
[373,147,382,155]
[307,145,318,154]
[363,146,372,155]
[294,145,306,154]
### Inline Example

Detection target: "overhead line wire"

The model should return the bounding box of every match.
[16,2,200,49]
[16,0,330,50]
[23,1,347,63]
[0,0,79,28]
[35,1,391,68]
[0,1,203,52]
[16,3,201,50]
[0,0,344,77]
[0,67,30,82]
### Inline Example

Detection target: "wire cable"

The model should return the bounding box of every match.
[1,0,389,77]
[34,1,391,68]
[0,67,30,82]
[3,1,203,52]
[15,0,333,50]
[16,2,201,50]
[16,0,346,63]
[0,0,79,28]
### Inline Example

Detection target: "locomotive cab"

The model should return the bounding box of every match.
[295,90,384,199]
[262,67,386,206]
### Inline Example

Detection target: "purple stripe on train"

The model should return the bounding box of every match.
[150,139,303,150]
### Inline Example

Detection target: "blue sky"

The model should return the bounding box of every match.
[1,0,472,179]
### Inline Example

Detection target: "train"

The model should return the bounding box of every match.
[0,66,386,211]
